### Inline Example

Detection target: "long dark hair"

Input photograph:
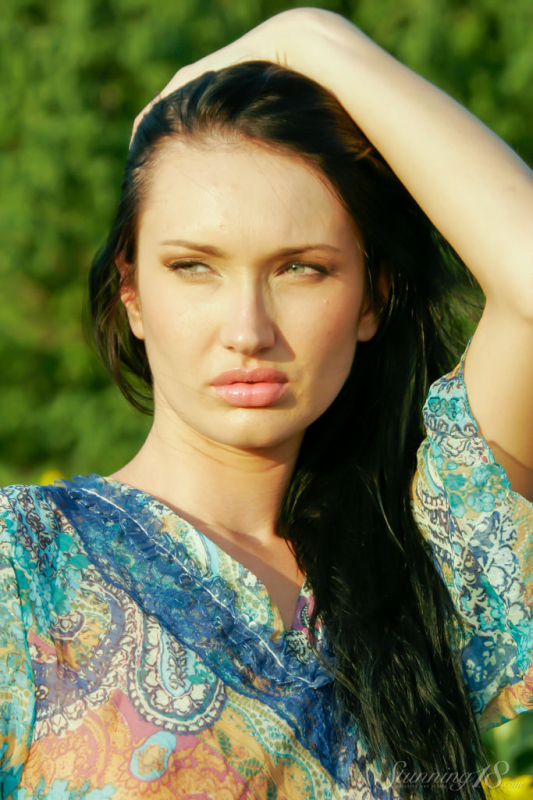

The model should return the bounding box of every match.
[90,61,487,798]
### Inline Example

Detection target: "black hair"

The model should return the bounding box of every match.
[89,61,487,798]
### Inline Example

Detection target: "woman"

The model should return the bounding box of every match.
[1,7,532,799]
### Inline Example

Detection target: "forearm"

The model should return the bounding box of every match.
[281,8,533,315]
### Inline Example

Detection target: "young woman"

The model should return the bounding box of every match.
[1,8,531,800]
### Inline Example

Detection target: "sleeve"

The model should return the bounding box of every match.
[411,345,533,733]
[0,490,35,800]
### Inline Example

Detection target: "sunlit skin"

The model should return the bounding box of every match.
[111,138,381,627]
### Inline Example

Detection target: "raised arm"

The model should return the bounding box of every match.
[290,10,532,302]
[288,9,533,502]
[137,7,533,500]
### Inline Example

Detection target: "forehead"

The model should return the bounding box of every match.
[138,138,361,251]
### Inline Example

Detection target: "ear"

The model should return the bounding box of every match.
[356,266,390,342]
[116,255,145,341]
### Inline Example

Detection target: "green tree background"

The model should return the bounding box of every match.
[1,0,532,782]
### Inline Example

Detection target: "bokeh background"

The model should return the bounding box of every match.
[1,0,532,790]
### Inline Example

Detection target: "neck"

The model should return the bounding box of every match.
[109,410,302,548]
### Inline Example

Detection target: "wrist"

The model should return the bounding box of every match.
[272,8,368,85]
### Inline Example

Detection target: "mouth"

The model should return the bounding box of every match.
[211,368,288,386]
[211,369,289,408]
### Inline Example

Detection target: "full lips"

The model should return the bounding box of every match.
[211,382,288,408]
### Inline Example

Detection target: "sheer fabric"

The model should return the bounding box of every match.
[1,346,531,799]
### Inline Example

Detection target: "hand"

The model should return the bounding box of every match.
[130,8,306,143]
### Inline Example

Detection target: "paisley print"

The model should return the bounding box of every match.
[413,345,533,729]
[127,617,226,733]
[1,343,532,798]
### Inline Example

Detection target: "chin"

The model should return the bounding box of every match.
[204,417,305,451]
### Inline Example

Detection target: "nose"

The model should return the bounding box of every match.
[219,282,276,356]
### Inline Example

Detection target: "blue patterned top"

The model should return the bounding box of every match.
[0,347,532,799]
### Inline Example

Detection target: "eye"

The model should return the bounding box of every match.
[166,259,330,279]
[167,259,213,277]
[282,262,329,277]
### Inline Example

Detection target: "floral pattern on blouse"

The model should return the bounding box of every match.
[412,349,533,730]
[1,345,532,799]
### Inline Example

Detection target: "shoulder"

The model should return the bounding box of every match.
[415,348,532,528]
[0,483,65,566]
[1,481,61,525]
[0,482,92,634]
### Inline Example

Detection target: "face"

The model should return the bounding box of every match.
[120,138,380,453]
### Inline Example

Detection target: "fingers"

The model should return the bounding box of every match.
[129,64,196,146]
[130,91,163,146]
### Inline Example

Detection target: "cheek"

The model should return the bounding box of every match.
[289,296,360,390]
[136,290,215,389]
[139,279,210,346]
[309,297,359,354]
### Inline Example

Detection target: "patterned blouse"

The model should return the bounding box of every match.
[1,348,532,800]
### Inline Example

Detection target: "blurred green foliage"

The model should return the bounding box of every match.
[1,0,532,774]
[483,714,533,783]
[1,0,532,485]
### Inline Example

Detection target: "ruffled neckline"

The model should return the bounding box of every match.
[46,473,334,686]
[45,473,353,785]
[99,473,314,638]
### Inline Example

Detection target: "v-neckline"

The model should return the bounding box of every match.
[45,472,341,780]
[89,474,312,637]
[44,474,335,716]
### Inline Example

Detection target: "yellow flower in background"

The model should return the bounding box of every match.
[38,469,64,485]
[484,776,533,799]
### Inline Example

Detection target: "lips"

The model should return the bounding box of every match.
[211,368,289,408]
[211,368,288,386]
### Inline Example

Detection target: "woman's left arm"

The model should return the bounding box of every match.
[286,9,533,501]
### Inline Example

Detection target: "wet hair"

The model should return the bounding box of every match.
[90,62,487,798]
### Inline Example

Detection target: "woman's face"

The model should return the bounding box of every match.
[121,138,380,452]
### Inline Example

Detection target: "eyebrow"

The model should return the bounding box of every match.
[159,239,343,258]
